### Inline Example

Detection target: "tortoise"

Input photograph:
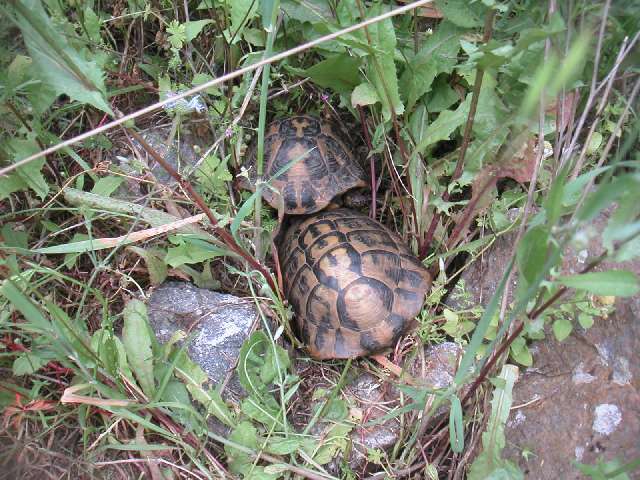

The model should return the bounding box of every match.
[279,208,432,359]
[242,115,367,215]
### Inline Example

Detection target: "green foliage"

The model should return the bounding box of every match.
[0,139,48,200]
[122,300,156,397]
[6,0,112,114]
[556,271,640,297]
[468,365,523,479]
[575,457,639,480]
[1,0,639,477]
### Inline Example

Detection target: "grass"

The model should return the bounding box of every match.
[1,0,639,478]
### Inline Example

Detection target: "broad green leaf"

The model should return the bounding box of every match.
[351,82,380,107]
[279,0,333,23]
[192,73,222,96]
[91,176,124,197]
[122,300,155,397]
[240,396,281,429]
[413,97,468,156]
[305,54,361,94]
[226,422,279,479]
[0,280,51,335]
[603,187,640,252]
[13,352,48,376]
[10,0,112,114]
[1,224,29,251]
[236,331,289,429]
[544,166,568,225]
[261,0,280,29]
[165,235,228,267]
[196,154,232,195]
[470,78,507,143]
[266,437,303,455]
[510,342,533,367]
[128,247,168,286]
[436,0,486,27]
[174,351,235,426]
[577,313,594,329]
[226,420,258,459]
[556,270,640,297]
[516,226,549,284]
[552,318,573,342]
[237,331,274,398]
[229,0,259,42]
[400,21,461,113]
[427,75,460,112]
[1,138,48,200]
[322,397,349,421]
[577,176,637,222]
[91,329,120,376]
[468,365,523,480]
[366,5,403,121]
[587,131,603,154]
[309,422,352,465]
[184,20,213,42]
[6,55,32,89]
[577,176,638,222]
[561,166,610,207]
[615,236,640,263]
[83,6,102,43]
[260,341,290,385]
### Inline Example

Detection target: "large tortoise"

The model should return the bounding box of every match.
[242,115,367,214]
[279,209,432,359]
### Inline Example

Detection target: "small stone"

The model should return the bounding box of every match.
[147,281,257,401]
[319,342,464,476]
[593,404,622,436]
[612,357,632,386]
[113,125,212,200]
[572,362,596,385]
[509,410,526,427]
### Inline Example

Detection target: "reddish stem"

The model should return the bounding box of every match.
[420,10,496,259]
[358,106,377,219]
[125,127,279,295]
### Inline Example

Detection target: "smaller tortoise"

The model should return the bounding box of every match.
[279,209,432,359]
[242,115,366,215]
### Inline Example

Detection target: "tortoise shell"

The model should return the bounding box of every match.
[279,209,432,359]
[243,116,366,214]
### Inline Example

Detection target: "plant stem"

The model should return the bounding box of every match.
[124,126,279,295]
[254,9,279,261]
[420,9,496,258]
[358,106,377,219]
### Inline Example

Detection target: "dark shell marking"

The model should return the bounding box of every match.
[280,209,432,359]
[243,116,367,214]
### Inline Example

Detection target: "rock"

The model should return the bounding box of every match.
[406,342,463,390]
[147,281,257,401]
[325,342,463,476]
[447,208,640,478]
[114,124,211,199]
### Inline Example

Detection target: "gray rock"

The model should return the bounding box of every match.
[326,342,462,476]
[447,208,640,478]
[147,281,257,401]
[115,124,211,199]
